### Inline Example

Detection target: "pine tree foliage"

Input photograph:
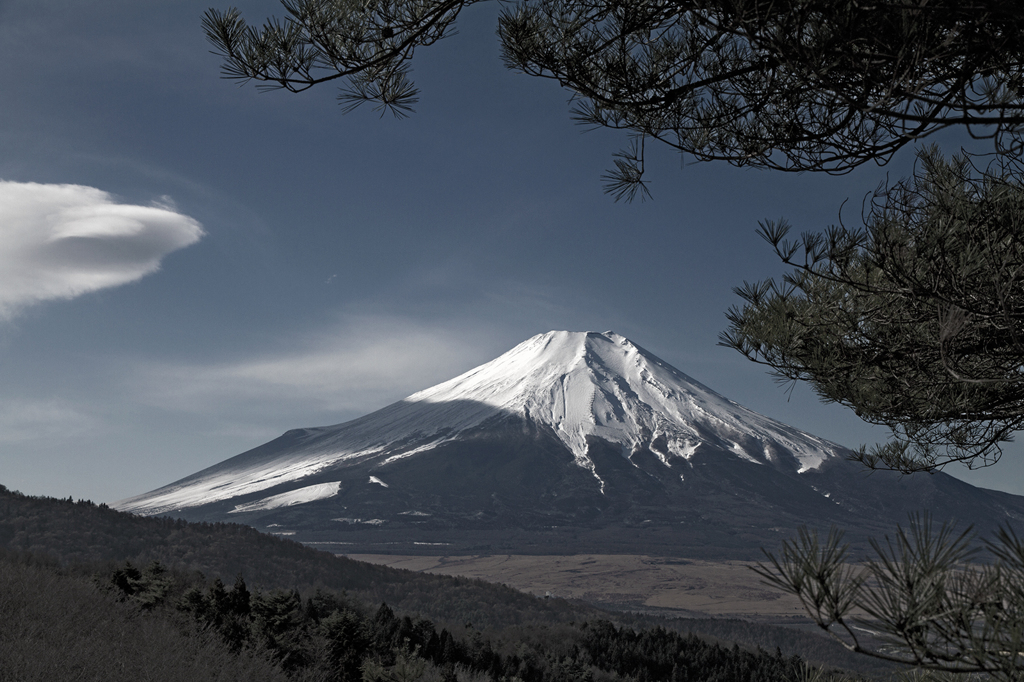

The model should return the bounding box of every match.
[203,0,473,117]
[203,1,1024,196]
[720,146,1024,473]
[499,0,1024,189]
[754,517,1024,680]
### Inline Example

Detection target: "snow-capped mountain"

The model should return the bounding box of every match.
[118,331,843,514]
[117,331,1024,558]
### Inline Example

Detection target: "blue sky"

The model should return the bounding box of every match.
[1,0,1020,504]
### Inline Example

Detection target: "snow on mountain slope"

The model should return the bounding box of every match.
[405,330,840,473]
[117,331,847,515]
[227,481,342,514]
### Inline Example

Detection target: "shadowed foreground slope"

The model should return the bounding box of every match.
[0,557,288,682]
[0,484,900,676]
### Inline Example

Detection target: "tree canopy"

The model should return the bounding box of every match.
[755,517,1024,680]
[203,0,1024,199]
[720,147,1024,473]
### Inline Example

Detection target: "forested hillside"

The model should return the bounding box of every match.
[0,484,592,629]
[0,547,837,682]
[0,484,898,679]
[0,556,290,682]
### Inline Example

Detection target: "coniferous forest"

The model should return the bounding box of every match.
[0,485,907,680]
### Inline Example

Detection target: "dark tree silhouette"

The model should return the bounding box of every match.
[721,146,1024,473]
[203,0,1024,198]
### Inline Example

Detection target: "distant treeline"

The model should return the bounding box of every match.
[0,484,897,679]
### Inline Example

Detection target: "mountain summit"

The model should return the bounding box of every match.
[118,331,1024,558]
[402,330,843,482]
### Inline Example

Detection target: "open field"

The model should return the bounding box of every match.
[345,553,810,620]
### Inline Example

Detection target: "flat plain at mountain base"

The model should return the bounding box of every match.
[344,553,807,619]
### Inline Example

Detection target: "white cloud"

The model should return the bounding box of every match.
[0,398,98,443]
[0,181,203,317]
[132,315,504,423]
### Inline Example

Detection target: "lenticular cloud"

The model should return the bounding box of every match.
[0,181,204,317]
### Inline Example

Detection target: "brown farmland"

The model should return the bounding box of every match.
[344,554,808,620]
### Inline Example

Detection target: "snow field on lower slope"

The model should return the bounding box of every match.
[229,481,342,514]
[117,451,355,515]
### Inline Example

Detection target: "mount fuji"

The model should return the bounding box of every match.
[117,331,1024,559]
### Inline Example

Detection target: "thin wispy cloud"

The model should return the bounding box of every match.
[0,181,203,317]
[130,315,503,422]
[0,398,98,443]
